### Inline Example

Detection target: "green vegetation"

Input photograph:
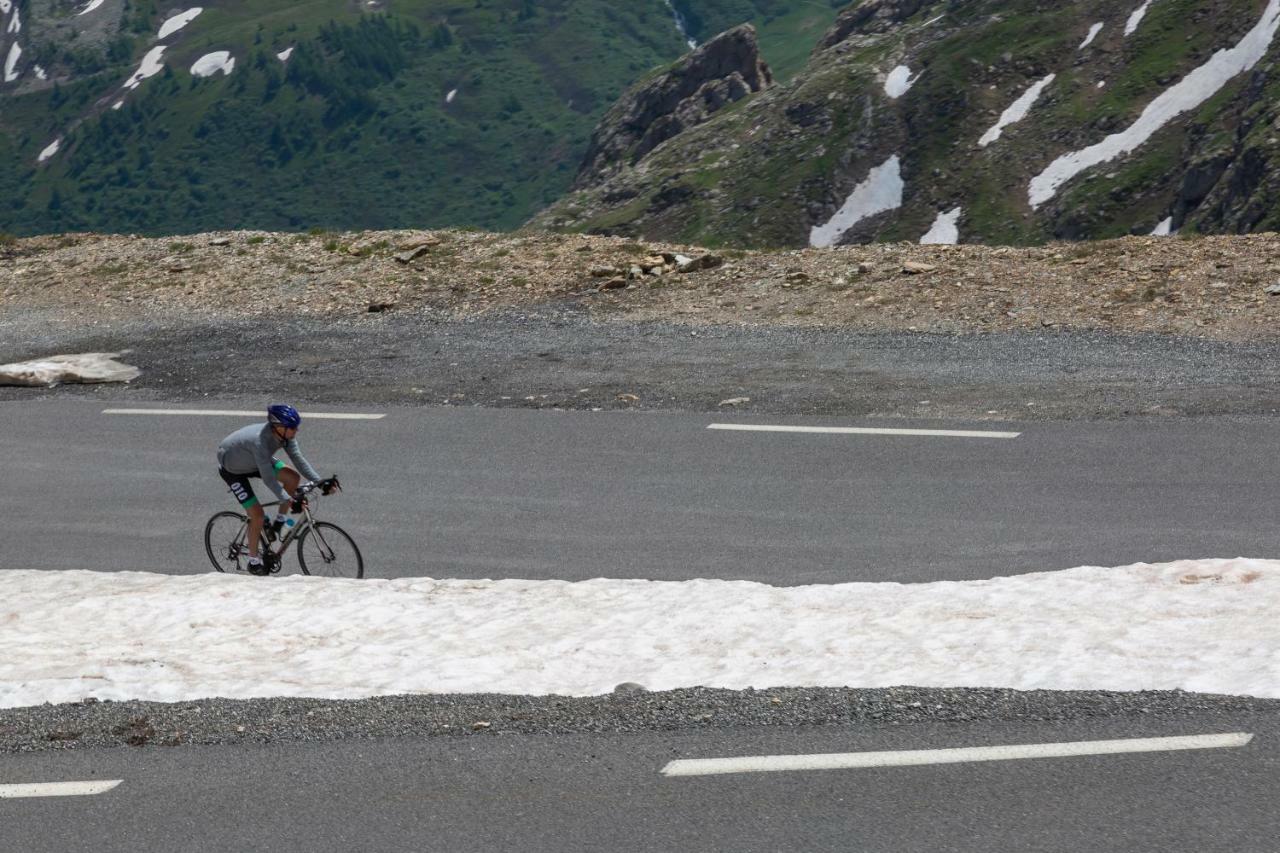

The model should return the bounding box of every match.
[2,0,696,236]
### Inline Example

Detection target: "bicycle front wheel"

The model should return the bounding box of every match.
[204,511,253,573]
[296,521,364,579]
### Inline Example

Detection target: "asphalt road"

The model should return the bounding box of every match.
[1,398,1276,583]
[4,713,1277,852]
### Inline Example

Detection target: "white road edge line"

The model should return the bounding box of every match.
[102,409,384,420]
[661,732,1254,777]
[707,423,1020,439]
[0,780,123,798]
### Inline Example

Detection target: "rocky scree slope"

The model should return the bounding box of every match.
[6,229,1280,341]
[533,0,1280,248]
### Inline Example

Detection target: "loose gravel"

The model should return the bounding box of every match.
[3,687,1277,754]
[6,306,1280,420]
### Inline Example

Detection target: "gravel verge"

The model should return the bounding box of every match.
[6,307,1280,420]
[3,688,1277,754]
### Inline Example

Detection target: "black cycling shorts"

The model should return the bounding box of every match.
[218,460,284,509]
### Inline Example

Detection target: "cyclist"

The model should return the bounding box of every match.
[216,404,339,575]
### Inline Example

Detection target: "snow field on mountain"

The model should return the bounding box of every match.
[809,155,903,247]
[978,74,1055,147]
[191,51,235,77]
[1126,1,1155,36]
[158,8,202,40]
[920,207,963,244]
[884,65,919,98]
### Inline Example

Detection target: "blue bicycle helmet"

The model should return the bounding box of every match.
[267,403,301,428]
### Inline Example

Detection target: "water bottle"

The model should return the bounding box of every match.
[282,516,297,535]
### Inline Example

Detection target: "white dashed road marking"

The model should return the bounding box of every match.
[102,409,384,420]
[707,423,1020,439]
[0,780,122,798]
[661,732,1254,777]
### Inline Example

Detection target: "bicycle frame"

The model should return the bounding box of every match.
[259,497,317,558]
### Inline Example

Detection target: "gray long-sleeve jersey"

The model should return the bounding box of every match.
[217,423,323,501]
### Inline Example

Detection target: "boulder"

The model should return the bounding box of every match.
[815,0,928,52]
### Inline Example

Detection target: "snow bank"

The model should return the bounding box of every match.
[920,206,962,244]
[191,51,234,77]
[0,353,140,387]
[36,139,60,163]
[3,558,1276,708]
[276,46,293,62]
[158,7,202,40]
[446,88,457,103]
[78,0,104,14]
[1152,216,1174,236]
[8,7,19,34]
[122,46,165,89]
[0,1,10,15]
[1030,0,1280,208]
[809,155,903,248]
[978,74,1055,147]
[884,65,920,98]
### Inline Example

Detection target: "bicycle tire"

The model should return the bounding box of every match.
[204,511,252,573]
[296,521,364,579]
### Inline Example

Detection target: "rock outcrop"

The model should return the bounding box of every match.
[572,25,772,190]
[814,0,928,51]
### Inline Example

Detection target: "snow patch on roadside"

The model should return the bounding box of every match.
[810,155,903,248]
[1030,0,1280,208]
[0,352,139,386]
[978,74,1055,147]
[2,558,1277,708]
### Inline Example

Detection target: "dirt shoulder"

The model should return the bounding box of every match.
[4,229,1280,339]
[7,230,1280,420]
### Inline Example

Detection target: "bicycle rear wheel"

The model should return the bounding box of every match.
[204,511,256,573]
[297,521,364,579]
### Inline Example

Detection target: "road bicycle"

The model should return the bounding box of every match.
[203,476,364,579]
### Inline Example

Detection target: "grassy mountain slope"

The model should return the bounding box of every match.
[534,0,1280,247]
[0,0,834,236]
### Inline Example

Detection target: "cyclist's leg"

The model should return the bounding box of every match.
[220,468,264,558]
[275,464,301,502]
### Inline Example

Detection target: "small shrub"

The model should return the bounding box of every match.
[246,235,267,245]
